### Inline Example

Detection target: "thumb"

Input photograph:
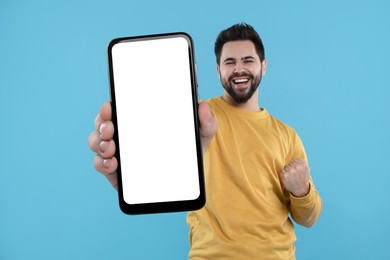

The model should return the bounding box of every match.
[198,102,218,153]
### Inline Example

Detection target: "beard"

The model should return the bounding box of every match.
[220,70,262,103]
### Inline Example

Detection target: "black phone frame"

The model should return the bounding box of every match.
[107,32,206,215]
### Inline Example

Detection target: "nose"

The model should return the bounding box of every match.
[234,61,245,73]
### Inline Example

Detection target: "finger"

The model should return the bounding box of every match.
[94,101,112,130]
[291,158,310,171]
[88,131,101,153]
[100,101,112,121]
[89,131,116,158]
[98,140,116,159]
[199,102,218,137]
[287,158,302,169]
[98,121,115,141]
[293,158,305,164]
[94,156,119,190]
[94,113,103,132]
[93,155,118,175]
[198,102,218,153]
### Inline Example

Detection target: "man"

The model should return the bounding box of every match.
[88,23,322,259]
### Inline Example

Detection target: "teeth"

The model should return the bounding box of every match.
[233,78,249,83]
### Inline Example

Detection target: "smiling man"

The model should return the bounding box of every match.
[218,41,264,106]
[217,39,265,110]
[89,23,322,259]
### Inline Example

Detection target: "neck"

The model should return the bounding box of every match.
[222,89,260,112]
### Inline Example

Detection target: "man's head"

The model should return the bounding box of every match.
[214,23,265,66]
[215,23,267,104]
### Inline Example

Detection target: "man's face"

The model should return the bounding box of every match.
[217,40,266,103]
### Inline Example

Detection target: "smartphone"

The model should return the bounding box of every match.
[107,33,205,214]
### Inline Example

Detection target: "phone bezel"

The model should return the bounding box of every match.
[107,32,205,214]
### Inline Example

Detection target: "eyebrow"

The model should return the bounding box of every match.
[242,56,256,60]
[223,58,236,63]
[223,56,256,63]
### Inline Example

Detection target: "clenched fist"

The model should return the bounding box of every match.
[279,158,310,197]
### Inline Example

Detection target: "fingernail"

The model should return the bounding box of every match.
[99,122,107,137]
[100,141,109,153]
[103,159,110,168]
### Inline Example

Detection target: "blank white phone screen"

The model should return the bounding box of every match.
[111,37,200,205]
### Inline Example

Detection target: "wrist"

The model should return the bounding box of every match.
[291,183,310,198]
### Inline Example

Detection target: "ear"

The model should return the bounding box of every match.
[216,64,221,79]
[261,59,267,76]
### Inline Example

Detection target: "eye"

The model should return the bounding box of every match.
[223,58,236,66]
[244,59,254,63]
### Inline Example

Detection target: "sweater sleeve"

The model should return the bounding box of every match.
[287,129,323,228]
[289,180,323,227]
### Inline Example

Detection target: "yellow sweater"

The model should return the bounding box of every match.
[187,97,322,259]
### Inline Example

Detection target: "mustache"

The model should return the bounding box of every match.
[228,72,254,82]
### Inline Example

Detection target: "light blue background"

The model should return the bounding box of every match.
[1,0,389,259]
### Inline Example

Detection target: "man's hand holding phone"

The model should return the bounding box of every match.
[88,101,118,190]
[88,101,218,191]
